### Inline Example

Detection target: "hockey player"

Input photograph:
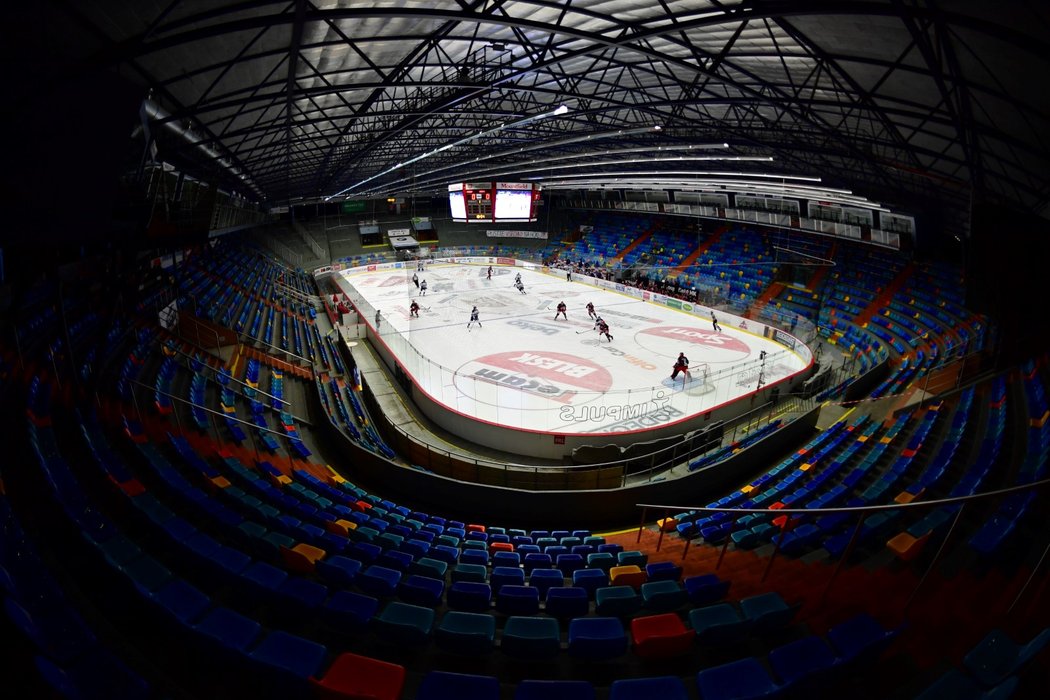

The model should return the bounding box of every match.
[593,314,604,330]
[467,305,482,329]
[586,301,596,319]
[554,301,568,320]
[412,272,419,289]
[671,352,690,380]
[375,309,382,329]
[410,301,420,318]
[515,280,526,294]
[514,272,522,285]
[487,265,493,280]
[711,312,721,332]
[597,318,614,342]
[420,279,428,296]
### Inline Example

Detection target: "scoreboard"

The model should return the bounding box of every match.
[449,181,540,223]
[464,182,493,221]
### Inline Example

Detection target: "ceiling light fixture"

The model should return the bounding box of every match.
[324,104,572,200]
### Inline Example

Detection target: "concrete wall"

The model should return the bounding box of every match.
[331,399,820,529]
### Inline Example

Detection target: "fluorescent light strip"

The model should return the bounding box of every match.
[353,156,776,197]
[528,170,824,183]
[325,104,571,200]
[349,125,687,195]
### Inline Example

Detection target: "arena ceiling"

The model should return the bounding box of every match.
[30,1,1050,220]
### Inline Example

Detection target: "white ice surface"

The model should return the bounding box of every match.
[341,264,808,435]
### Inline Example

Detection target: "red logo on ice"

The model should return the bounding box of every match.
[476,351,613,392]
[640,326,750,354]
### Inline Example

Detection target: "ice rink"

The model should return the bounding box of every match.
[339,262,809,435]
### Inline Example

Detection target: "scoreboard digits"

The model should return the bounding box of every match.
[463,182,493,220]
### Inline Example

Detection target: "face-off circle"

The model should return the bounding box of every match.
[636,326,752,363]
[454,350,613,410]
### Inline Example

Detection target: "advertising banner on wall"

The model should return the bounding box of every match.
[773,329,798,350]
[485,230,548,239]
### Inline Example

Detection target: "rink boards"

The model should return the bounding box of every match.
[335,257,814,459]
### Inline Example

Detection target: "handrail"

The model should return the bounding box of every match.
[238,331,314,367]
[635,475,1050,514]
[274,280,320,306]
[175,310,224,356]
[124,374,311,470]
[634,475,1049,617]
[126,376,307,436]
[162,339,290,407]
[355,346,812,475]
[326,366,814,495]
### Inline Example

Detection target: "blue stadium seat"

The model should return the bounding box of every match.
[447,581,493,612]
[594,585,642,617]
[194,605,262,655]
[567,617,629,660]
[609,675,689,700]
[740,592,799,633]
[683,574,731,606]
[501,616,562,660]
[316,554,362,586]
[572,568,609,598]
[963,628,1050,688]
[545,586,590,619]
[696,657,783,700]
[915,668,1018,700]
[399,574,445,607]
[374,601,435,646]
[514,679,596,700]
[528,568,565,598]
[322,590,379,628]
[689,604,753,646]
[358,565,402,598]
[496,585,541,616]
[491,565,526,594]
[826,613,901,665]
[640,580,688,612]
[644,560,682,582]
[417,671,500,700]
[768,635,841,691]
[248,631,328,692]
[435,611,497,655]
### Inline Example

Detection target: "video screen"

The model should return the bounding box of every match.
[448,190,466,220]
[495,188,534,220]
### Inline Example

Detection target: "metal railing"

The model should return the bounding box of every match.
[264,235,304,268]
[361,388,816,491]
[273,280,321,307]
[161,340,289,408]
[237,329,315,369]
[172,306,226,357]
[635,475,1050,616]
[122,376,307,471]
